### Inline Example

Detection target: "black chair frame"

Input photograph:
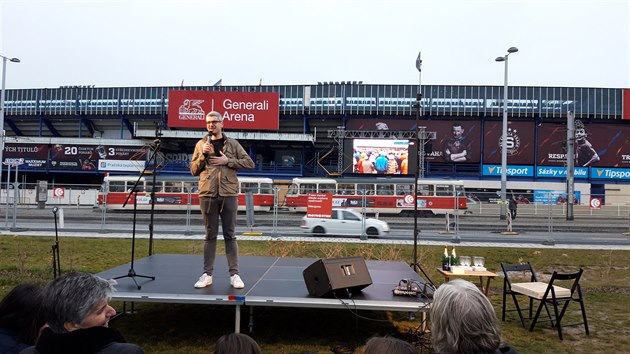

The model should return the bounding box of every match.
[500,262,552,328]
[529,268,590,340]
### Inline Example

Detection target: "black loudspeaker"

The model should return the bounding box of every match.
[303,256,373,297]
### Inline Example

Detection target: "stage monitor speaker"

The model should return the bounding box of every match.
[303,256,373,297]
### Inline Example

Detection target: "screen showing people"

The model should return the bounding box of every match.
[353,139,410,175]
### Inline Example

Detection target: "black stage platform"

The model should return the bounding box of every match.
[97,254,431,332]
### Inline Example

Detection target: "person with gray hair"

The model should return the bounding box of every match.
[362,335,418,354]
[20,272,143,354]
[212,333,261,354]
[191,111,254,289]
[430,279,518,354]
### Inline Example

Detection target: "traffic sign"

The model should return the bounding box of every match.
[53,187,65,198]
[590,198,602,209]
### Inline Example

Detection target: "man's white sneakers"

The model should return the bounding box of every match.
[194,273,213,288]
[230,274,245,289]
[194,273,244,289]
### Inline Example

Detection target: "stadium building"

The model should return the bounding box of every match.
[2,83,629,203]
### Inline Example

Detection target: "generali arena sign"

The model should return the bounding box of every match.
[167,90,279,130]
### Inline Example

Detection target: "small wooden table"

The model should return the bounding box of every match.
[436,268,497,295]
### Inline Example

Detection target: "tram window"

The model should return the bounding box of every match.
[288,184,299,195]
[455,185,465,195]
[164,182,181,193]
[300,183,317,194]
[127,182,145,193]
[146,181,163,193]
[108,181,126,193]
[241,182,259,193]
[319,183,336,194]
[377,184,394,195]
[418,184,431,196]
[396,184,413,195]
[260,183,273,194]
[436,184,452,196]
[338,183,355,195]
[183,182,196,193]
[357,184,375,195]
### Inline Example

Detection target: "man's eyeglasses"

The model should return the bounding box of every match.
[206,120,222,125]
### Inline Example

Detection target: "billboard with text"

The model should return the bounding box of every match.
[167,90,280,130]
[3,143,147,172]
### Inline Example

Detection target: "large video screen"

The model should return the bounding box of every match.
[352,139,410,175]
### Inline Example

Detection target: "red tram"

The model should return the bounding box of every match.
[284,177,467,215]
[99,175,275,211]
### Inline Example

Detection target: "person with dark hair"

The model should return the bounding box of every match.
[362,336,418,354]
[20,272,143,354]
[213,333,261,354]
[431,279,519,354]
[443,123,470,162]
[508,191,518,220]
[0,284,46,354]
[190,111,255,289]
[574,120,600,167]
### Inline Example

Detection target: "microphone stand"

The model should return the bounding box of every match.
[51,207,61,278]
[148,124,163,255]
[113,130,159,290]
[410,52,435,288]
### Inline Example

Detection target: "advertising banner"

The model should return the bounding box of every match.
[483,120,535,164]
[167,90,280,130]
[4,143,147,172]
[50,144,147,172]
[537,122,630,167]
[533,190,581,204]
[536,166,588,179]
[346,118,481,163]
[482,165,534,177]
[3,144,48,170]
[306,193,333,218]
[590,167,630,180]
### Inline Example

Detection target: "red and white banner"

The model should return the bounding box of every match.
[306,193,333,219]
[167,90,280,130]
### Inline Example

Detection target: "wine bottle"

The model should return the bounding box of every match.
[442,246,450,271]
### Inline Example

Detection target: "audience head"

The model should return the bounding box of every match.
[0,284,46,345]
[43,272,117,333]
[213,333,261,354]
[430,279,501,354]
[362,336,418,354]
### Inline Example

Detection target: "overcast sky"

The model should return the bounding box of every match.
[1,0,628,90]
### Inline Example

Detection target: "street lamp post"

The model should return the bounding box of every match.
[495,47,518,220]
[0,54,21,192]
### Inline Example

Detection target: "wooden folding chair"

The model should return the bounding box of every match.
[512,268,589,340]
[500,262,549,328]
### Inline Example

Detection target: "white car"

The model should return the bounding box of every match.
[300,208,390,237]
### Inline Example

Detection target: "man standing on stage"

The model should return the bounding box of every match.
[190,111,254,289]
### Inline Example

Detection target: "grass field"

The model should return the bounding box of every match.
[1,235,629,353]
